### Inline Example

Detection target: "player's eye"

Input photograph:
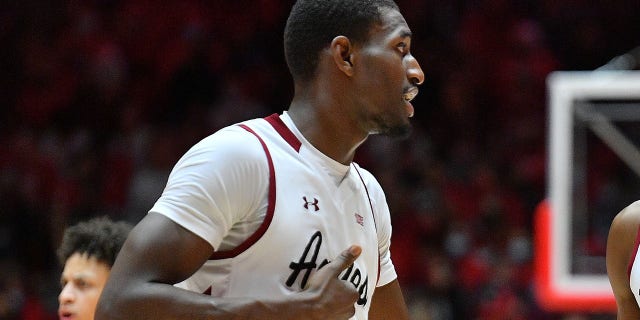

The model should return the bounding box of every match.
[397,42,408,55]
[75,279,89,289]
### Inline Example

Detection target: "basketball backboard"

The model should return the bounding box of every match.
[535,71,640,312]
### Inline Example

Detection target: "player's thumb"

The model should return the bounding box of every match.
[330,245,362,277]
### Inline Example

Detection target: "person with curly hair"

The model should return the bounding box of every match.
[57,217,132,320]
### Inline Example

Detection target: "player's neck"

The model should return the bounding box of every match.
[288,87,367,165]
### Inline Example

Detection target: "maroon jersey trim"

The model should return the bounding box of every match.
[352,165,381,285]
[627,224,640,278]
[264,113,302,152]
[209,124,276,260]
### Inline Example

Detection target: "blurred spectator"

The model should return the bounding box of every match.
[57,217,133,320]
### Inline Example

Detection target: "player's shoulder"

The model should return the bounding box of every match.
[352,163,378,183]
[184,119,269,163]
[612,200,640,228]
[609,200,640,243]
[625,200,640,214]
[352,163,384,194]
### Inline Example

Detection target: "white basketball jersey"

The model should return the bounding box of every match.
[151,113,397,319]
[628,225,640,306]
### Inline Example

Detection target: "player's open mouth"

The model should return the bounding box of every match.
[59,310,74,320]
[403,87,419,102]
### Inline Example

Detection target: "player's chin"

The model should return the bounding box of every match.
[379,122,412,140]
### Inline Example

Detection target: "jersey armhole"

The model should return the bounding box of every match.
[208,124,276,259]
[352,164,382,285]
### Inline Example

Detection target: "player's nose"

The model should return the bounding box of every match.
[405,54,424,86]
[59,283,75,304]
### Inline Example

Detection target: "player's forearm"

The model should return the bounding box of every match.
[95,281,319,320]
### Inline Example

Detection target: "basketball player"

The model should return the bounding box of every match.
[57,217,132,320]
[96,0,424,319]
[607,200,640,319]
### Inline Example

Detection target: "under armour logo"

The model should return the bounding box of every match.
[303,196,319,212]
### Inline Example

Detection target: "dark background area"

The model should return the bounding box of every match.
[1,0,640,319]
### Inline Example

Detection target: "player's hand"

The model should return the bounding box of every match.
[301,245,361,319]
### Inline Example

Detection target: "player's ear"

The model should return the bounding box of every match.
[330,36,354,77]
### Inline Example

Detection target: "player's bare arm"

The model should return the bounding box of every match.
[95,213,362,320]
[607,201,640,319]
[368,279,410,320]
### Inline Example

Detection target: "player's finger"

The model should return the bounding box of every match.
[329,245,362,277]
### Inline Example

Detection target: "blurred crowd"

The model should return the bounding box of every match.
[1,0,639,319]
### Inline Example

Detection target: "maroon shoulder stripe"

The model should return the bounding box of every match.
[264,113,301,152]
[209,124,276,260]
[627,224,640,278]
